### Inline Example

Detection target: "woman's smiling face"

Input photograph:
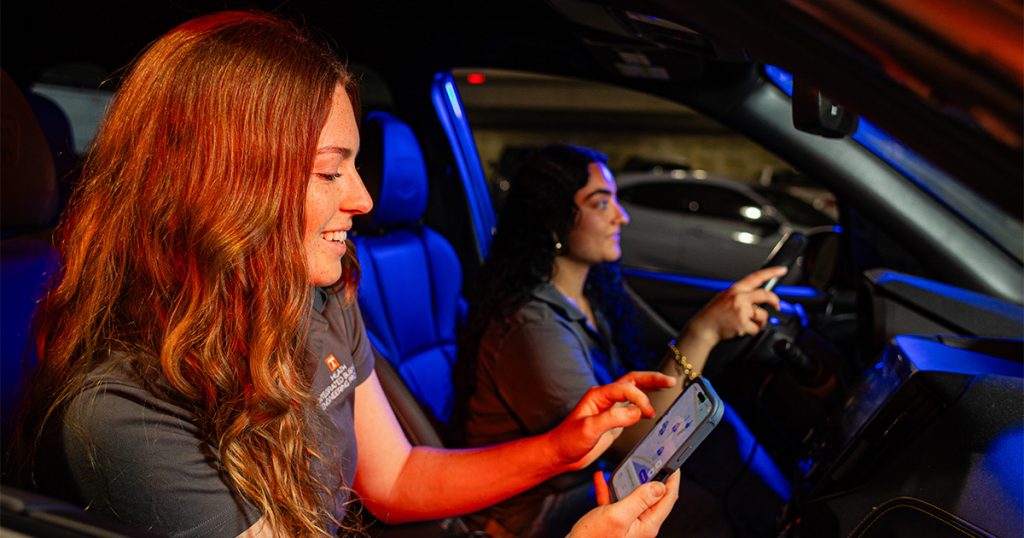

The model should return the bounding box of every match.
[303,85,373,287]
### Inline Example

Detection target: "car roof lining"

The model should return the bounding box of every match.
[4,0,1020,220]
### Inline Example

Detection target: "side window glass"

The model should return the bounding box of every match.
[453,68,836,277]
[626,183,686,213]
[689,184,755,222]
[29,63,113,157]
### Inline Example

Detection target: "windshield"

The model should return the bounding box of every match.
[764,65,1024,264]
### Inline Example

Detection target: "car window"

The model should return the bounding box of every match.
[625,182,766,224]
[29,63,113,156]
[754,187,836,227]
[620,183,686,213]
[687,184,761,223]
[452,68,817,206]
[453,68,830,277]
[765,65,1023,264]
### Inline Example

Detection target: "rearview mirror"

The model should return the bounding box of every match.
[792,79,859,138]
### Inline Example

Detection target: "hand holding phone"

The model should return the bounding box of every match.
[609,377,725,501]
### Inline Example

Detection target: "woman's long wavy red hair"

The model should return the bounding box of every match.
[17,11,360,536]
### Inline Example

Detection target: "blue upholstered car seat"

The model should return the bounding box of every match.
[0,71,62,428]
[353,112,465,427]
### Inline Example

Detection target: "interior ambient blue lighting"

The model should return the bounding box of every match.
[444,80,463,120]
[798,457,813,476]
[875,271,1024,321]
[723,404,792,500]
[621,267,822,299]
[431,72,495,259]
[985,427,1024,511]
[895,335,1024,378]
[793,302,808,327]
[763,65,793,95]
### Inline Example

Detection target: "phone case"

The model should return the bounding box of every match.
[609,377,725,501]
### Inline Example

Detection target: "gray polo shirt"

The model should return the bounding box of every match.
[463,282,623,536]
[49,288,374,537]
[466,282,621,446]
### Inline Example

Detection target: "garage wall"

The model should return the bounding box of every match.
[471,127,790,184]
[455,68,792,185]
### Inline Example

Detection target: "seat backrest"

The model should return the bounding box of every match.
[1,70,58,234]
[1,485,162,537]
[0,70,62,430]
[353,112,465,428]
[27,91,77,213]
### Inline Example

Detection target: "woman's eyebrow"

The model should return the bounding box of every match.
[317,145,356,158]
[583,188,613,200]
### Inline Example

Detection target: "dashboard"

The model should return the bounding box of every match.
[779,270,1024,536]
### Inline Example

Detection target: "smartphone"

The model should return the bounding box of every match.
[610,377,725,501]
[759,231,807,291]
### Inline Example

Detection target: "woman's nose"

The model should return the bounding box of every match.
[615,200,630,225]
[344,172,374,215]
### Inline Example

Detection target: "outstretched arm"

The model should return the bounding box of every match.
[352,370,674,524]
[673,266,786,371]
[612,266,785,456]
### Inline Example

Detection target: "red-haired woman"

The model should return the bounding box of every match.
[15,11,679,538]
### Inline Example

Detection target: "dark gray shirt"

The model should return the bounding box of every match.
[466,282,620,446]
[49,288,374,537]
[464,282,622,536]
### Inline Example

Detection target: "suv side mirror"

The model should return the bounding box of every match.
[792,79,859,138]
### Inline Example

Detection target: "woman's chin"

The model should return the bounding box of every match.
[308,266,343,287]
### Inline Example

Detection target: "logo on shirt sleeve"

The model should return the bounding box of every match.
[325,354,341,372]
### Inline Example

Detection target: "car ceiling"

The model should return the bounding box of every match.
[4,0,1021,219]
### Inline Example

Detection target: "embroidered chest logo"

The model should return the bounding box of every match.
[318,354,356,411]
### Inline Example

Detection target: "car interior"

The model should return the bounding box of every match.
[353,111,466,430]
[2,1,1022,537]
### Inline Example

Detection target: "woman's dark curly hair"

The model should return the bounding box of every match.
[450,145,650,445]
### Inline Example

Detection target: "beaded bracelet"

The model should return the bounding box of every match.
[667,340,699,382]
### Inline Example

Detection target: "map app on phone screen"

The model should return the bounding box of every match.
[611,379,722,499]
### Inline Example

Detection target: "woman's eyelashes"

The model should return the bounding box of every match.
[314,164,358,182]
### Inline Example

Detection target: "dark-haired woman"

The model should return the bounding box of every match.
[454,145,785,537]
[14,14,683,538]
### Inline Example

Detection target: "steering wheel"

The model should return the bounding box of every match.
[703,230,842,474]
[703,231,811,379]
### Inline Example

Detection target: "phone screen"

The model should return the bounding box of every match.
[612,380,718,498]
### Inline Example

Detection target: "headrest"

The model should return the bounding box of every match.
[1,70,58,229]
[28,92,76,185]
[355,112,428,230]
